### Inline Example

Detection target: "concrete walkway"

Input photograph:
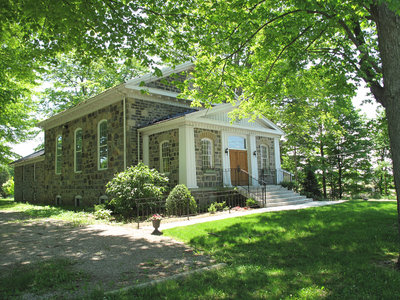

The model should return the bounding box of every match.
[147,200,346,231]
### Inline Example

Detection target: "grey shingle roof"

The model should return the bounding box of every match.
[11,149,45,165]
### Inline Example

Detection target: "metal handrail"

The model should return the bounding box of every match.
[225,168,267,207]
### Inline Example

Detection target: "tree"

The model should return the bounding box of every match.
[2,0,400,266]
[39,52,147,116]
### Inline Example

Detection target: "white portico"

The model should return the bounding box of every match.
[138,103,284,189]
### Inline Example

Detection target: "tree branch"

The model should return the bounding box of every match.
[265,25,312,83]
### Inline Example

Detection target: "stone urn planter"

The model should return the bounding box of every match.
[149,214,162,235]
[152,219,161,230]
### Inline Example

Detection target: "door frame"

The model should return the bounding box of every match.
[222,133,254,186]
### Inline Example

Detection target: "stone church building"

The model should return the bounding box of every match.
[11,62,285,206]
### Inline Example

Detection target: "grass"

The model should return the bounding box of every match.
[105,201,400,299]
[0,258,88,298]
[0,198,110,226]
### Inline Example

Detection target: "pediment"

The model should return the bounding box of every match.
[187,104,284,135]
[202,111,275,130]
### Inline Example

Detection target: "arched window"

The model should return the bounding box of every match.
[201,138,213,169]
[98,120,108,170]
[74,128,83,173]
[55,135,62,174]
[160,141,170,173]
[260,144,269,170]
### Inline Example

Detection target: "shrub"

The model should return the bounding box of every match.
[106,163,169,219]
[208,201,226,214]
[302,167,322,200]
[166,184,197,216]
[246,198,258,207]
[2,177,14,197]
[93,204,112,221]
[208,203,217,214]
[281,180,295,191]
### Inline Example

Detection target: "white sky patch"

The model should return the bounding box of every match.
[352,85,381,119]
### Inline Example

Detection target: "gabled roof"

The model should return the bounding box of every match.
[139,103,284,137]
[37,62,196,130]
[125,62,194,87]
[10,149,45,167]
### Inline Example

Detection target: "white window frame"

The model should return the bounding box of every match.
[260,144,269,170]
[98,120,108,170]
[228,135,247,150]
[160,140,170,173]
[74,128,83,173]
[201,138,213,169]
[55,135,62,175]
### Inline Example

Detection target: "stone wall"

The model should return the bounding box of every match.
[256,136,276,184]
[147,129,179,186]
[194,128,223,188]
[14,161,45,203]
[145,72,188,93]
[40,101,125,206]
[126,97,192,166]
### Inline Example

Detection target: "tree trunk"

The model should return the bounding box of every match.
[320,127,327,199]
[338,154,342,199]
[374,2,400,269]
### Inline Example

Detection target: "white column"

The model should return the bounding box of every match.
[274,137,283,184]
[221,132,231,186]
[249,135,259,186]
[179,125,198,188]
[143,134,149,165]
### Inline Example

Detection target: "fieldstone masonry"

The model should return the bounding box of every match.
[126,97,191,166]
[13,68,282,206]
[194,128,223,188]
[148,129,179,186]
[256,136,276,184]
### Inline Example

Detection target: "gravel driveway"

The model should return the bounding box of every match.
[0,210,213,298]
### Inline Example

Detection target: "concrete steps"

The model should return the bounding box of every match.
[237,185,313,208]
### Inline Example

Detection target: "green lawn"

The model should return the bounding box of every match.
[110,201,400,299]
[0,198,107,226]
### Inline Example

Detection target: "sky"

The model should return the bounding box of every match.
[11,85,381,158]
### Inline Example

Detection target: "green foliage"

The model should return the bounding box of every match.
[246,198,257,207]
[93,204,112,221]
[166,184,197,216]
[112,201,400,299]
[2,177,14,196]
[0,165,13,197]
[0,258,87,298]
[302,167,322,200]
[207,201,226,214]
[280,180,296,191]
[0,198,109,226]
[39,51,147,116]
[106,163,169,219]
[207,202,217,214]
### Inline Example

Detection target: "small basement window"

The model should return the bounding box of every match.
[99,195,108,204]
[75,195,82,207]
[55,195,62,206]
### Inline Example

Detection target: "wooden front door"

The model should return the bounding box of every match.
[229,149,248,185]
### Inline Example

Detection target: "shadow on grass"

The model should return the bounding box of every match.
[123,201,400,299]
[0,211,212,299]
[0,198,94,221]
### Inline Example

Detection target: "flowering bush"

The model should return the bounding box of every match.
[106,162,169,219]
[148,214,162,221]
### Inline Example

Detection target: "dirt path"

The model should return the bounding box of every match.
[0,210,213,298]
